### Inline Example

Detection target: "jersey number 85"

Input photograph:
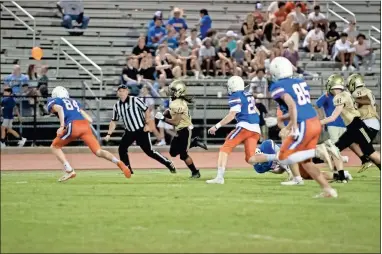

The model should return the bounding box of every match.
[292,82,311,106]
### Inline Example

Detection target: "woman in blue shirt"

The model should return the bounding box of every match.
[199,9,212,39]
[167,7,188,33]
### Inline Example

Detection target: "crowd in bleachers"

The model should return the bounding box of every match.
[112,1,376,100]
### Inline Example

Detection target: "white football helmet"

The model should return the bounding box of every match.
[51,86,69,99]
[227,76,245,95]
[269,57,294,81]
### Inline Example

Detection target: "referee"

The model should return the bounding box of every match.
[104,84,176,174]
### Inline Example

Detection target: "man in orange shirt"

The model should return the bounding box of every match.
[274,2,287,26]
[285,1,308,14]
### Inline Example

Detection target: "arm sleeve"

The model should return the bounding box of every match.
[112,103,119,121]
[134,97,148,111]
[270,85,285,100]
[228,96,242,112]
[47,98,59,113]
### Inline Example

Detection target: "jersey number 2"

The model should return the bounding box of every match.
[247,97,259,114]
[63,99,80,112]
[292,82,311,106]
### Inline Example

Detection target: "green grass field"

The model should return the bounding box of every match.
[1,168,380,253]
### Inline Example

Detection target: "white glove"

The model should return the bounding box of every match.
[155,112,164,120]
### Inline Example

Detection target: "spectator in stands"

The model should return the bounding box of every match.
[132,37,151,62]
[159,26,178,50]
[147,16,167,49]
[175,40,201,78]
[285,1,308,14]
[250,68,268,94]
[333,32,356,71]
[122,56,142,96]
[307,5,327,31]
[280,13,295,35]
[198,9,212,39]
[274,2,287,26]
[226,31,238,54]
[20,83,33,117]
[303,25,330,61]
[216,38,234,77]
[289,3,307,35]
[167,8,188,33]
[248,50,266,79]
[353,34,375,72]
[138,54,156,83]
[57,0,90,31]
[283,23,300,50]
[282,41,301,74]
[241,13,258,36]
[199,38,216,77]
[244,31,262,63]
[27,64,38,85]
[148,11,164,29]
[326,21,340,55]
[262,15,277,45]
[343,20,358,43]
[4,65,29,95]
[186,28,202,50]
[267,1,279,18]
[172,66,182,79]
[203,29,219,48]
[231,40,246,76]
[155,44,178,79]
[253,2,265,28]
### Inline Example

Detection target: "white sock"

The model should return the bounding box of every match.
[112,157,119,164]
[285,165,292,175]
[217,167,225,179]
[294,176,303,182]
[265,154,276,162]
[63,161,73,172]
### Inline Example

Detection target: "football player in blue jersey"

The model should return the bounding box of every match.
[269,57,337,198]
[48,86,131,182]
[206,76,276,184]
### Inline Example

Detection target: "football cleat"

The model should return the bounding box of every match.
[206,177,224,184]
[358,162,373,173]
[191,171,201,179]
[314,188,338,198]
[117,161,132,178]
[281,179,305,186]
[58,170,76,182]
[167,161,177,174]
[190,137,208,150]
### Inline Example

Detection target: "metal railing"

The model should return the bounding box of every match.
[326,1,356,25]
[82,81,101,142]
[369,26,381,46]
[56,37,103,95]
[0,1,36,47]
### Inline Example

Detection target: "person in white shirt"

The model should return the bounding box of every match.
[267,1,279,18]
[353,34,375,72]
[333,32,356,71]
[343,21,358,43]
[185,28,202,51]
[307,5,327,31]
[290,3,307,35]
[57,0,90,30]
[303,25,330,60]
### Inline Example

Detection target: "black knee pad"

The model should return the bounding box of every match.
[179,153,189,161]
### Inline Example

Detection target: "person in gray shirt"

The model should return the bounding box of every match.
[199,38,216,77]
[175,41,202,78]
[231,40,246,76]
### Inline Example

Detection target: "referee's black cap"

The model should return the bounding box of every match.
[4,87,12,93]
[117,84,128,90]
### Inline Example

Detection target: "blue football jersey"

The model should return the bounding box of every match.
[270,78,317,123]
[47,98,84,126]
[228,91,260,133]
[253,139,279,174]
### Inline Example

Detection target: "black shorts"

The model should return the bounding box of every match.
[169,127,192,157]
[367,126,379,142]
[335,117,375,156]
[186,59,192,70]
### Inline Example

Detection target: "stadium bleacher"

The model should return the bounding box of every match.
[1,0,380,145]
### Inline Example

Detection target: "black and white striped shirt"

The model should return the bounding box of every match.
[112,96,148,132]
